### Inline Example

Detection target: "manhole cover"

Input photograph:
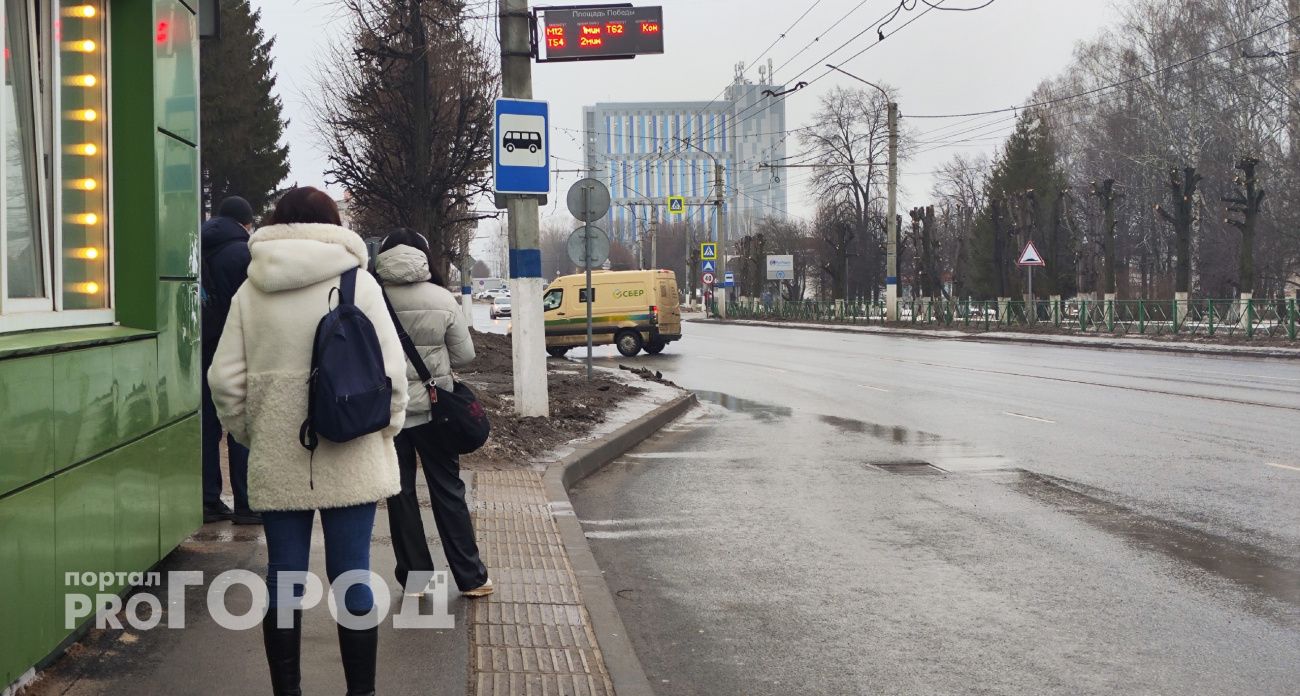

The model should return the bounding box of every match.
[869,460,947,475]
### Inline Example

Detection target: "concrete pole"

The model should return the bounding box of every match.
[650,205,659,270]
[885,102,900,321]
[500,0,548,417]
[716,163,729,318]
[459,247,474,325]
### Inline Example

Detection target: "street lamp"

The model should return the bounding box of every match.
[676,136,729,318]
[825,64,899,322]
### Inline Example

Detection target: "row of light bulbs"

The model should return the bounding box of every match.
[66,3,101,295]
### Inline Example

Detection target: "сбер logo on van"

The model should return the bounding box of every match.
[613,288,646,298]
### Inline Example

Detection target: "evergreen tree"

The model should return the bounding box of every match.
[200,0,290,217]
[968,111,1075,299]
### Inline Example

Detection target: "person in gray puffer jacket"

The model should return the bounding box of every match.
[374,229,492,598]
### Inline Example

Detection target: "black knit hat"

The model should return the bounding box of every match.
[217,196,255,225]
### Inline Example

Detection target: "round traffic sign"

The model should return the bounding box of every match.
[702,272,716,285]
[566,178,611,223]
[567,225,610,269]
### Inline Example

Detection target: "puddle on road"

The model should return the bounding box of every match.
[818,414,1010,473]
[1013,470,1300,609]
[694,391,793,421]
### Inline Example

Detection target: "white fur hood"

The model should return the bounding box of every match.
[375,245,432,285]
[246,223,371,293]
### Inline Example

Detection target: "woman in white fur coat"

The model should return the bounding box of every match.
[208,187,407,696]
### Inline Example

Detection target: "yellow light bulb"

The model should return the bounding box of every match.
[62,5,97,18]
[69,178,98,191]
[65,74,97,87]
[69,213,99,225]
[73,282,101,294]
[67,143,99,156]
[69,109,98,122]
[63,40,97,53]
[73,247,101,260]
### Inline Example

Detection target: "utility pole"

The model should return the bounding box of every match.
[459,243,474,324]
[885,101,899,320]
[822,66,898,319]
[499,0,548,417]
[715,162,729,318]
[650,205,659,269]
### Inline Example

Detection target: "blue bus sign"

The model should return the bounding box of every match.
[494,98,550,196]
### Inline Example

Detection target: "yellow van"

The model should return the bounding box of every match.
[542,270,682,357]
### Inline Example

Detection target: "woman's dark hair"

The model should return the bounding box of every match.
[380,228,445,286]
[267,186,342,226]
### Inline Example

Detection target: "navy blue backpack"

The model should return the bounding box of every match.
[298,268,393,459]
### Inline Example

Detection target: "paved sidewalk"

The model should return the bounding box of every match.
[24,375,686,696]
[696,317,1300,359]
[469,470,613,695]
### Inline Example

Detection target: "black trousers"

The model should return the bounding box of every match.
[386,422,488,592]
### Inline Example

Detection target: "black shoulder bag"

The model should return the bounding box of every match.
[383,292,491,454]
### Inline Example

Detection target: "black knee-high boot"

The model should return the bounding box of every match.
[262,610,302,695]
[337,624,378,696]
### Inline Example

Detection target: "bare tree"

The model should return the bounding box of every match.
[315,0,498,276]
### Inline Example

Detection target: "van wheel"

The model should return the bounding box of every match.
[529,144,539,153]
[505,143,515,152]
[547,347,569,358]
[615,330,644,357]
[644,340,666,355]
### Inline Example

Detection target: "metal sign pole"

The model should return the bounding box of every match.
[584,188,594,381]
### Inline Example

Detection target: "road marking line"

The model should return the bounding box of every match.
[1265,462,1300,472]
[1002,411,1056,424]
[859,385,890,393]
[767,366,789,373]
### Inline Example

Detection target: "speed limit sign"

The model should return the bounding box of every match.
[702,272,716,285]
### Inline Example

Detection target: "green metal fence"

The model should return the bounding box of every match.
[724,297,1299,341]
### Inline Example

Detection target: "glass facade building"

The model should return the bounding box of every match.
[582,70,789,249]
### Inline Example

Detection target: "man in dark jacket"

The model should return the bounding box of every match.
[201,197,260,524]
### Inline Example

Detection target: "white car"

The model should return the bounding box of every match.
[489,295,512,319]
[480,288,509,302]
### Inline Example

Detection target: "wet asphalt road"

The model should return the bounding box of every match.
[568,321,1300,696]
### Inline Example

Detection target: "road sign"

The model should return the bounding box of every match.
[667,195,686,215]
[535,6,665,63]
[723,272,735,288]
[494,99,550,195]
[700,259,716,274]
[700,243,717,261]
[566,178,611,222]
[1017,241,1046,267]
[567,225,610,269]
[702,272,715,286]
[766,254,794,280]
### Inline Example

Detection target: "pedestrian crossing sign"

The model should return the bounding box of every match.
[700,243,717,261]
[667,195,686,215]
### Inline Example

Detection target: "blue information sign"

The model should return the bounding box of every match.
[494,98,550,195]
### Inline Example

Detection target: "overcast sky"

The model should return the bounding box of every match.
[252,0,1122,263]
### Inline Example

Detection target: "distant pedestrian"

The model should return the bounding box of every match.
[201,196,260,525]
[208,187,409,696]
[374,229,493,598]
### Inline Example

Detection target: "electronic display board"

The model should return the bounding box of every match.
[536,6,664,62]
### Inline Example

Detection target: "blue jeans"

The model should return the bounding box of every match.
[201,369,250,510]
[263,503,377,617]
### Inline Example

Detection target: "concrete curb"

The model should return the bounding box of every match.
[692,317,1300,360]
[541,391,698,696]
